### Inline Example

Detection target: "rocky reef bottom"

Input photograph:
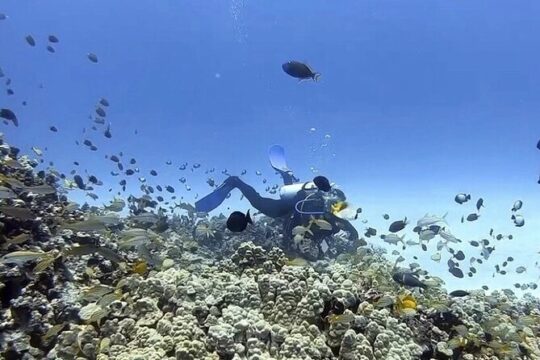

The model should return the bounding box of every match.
[2,238,540,360]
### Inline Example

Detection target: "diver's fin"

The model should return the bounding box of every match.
[194,181,234,213]
[268,145,289,172]
[269,145,298,185]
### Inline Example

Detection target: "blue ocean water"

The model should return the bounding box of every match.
[1,0,540,294]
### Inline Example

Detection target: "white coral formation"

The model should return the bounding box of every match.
[48,242,426,360]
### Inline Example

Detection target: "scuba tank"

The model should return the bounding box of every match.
[279,181,317,201]
[280,181,327,216]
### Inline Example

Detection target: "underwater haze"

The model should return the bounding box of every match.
[1,1,540,359]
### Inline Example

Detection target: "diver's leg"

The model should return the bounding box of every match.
[269,145,299,185]
[228,176,292,218]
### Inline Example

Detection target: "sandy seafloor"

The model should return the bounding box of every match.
[1,133,540,360]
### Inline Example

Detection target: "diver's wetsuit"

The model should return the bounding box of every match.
[195,174,359,242]
[223,176,297,218]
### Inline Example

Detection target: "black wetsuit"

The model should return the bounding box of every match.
[223,176,359,241]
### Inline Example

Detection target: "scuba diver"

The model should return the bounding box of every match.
[195,145,360,258]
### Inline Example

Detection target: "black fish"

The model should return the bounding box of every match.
[449,267,464,278]
[88,175,98,184]
[313,176,331,192]
[49,126,58,132]
[454,250,465,261]
[156,185,163,192]
[226,210,252,232]
[150,170,157,176]
[46,45,55,53]
[449,290,469,297]
[282,61,320,81]
[466,213,479,222]
[96,107,106,117]
[389,217,407,233]
[48,35,59,43]
[88,53,98,63]
[392,272,427,289]
[0,108,18,126]
[537,139,540,150]
[476,198,484,211]
[364,227,377,237]
[25,35,36,46]
[166,185,175,193]
[104,124,112,138]
[73,175,86,190]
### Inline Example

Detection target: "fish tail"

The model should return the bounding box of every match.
[313,73,321,82]
[246,209,253,224]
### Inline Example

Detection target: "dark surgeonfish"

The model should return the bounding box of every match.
[0,108,18,126]
[392,271,427,289]
[449,290,469,297]
[282,61,320,81]
[313,176,331,192]
[389,217,408,233]
[25,35,36,46]
[226,210,252,232]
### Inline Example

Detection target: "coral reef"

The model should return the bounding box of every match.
[0,134,539,360]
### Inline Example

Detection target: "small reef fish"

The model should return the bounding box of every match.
[104,197,125,212]
[0,206,36,220]
[392,271,427,289]
[226,210,252,232]
[449,290,469,297]
[454,193,471,204]
[0,186,17,199]
[416,212,448,228]
[0,250,54,265]
[313,176,331,192]
[388,217,408,233]
[282,61,320,81]
[381,233,405,245]
[476,198,484,211]
[130,212,159,224]
[511,200,522,212]
[326,311,355,325]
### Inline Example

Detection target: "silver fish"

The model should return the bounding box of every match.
[416,212,448,227]
[439,228,461,243]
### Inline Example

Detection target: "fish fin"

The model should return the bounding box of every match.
[246,210,253,224]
